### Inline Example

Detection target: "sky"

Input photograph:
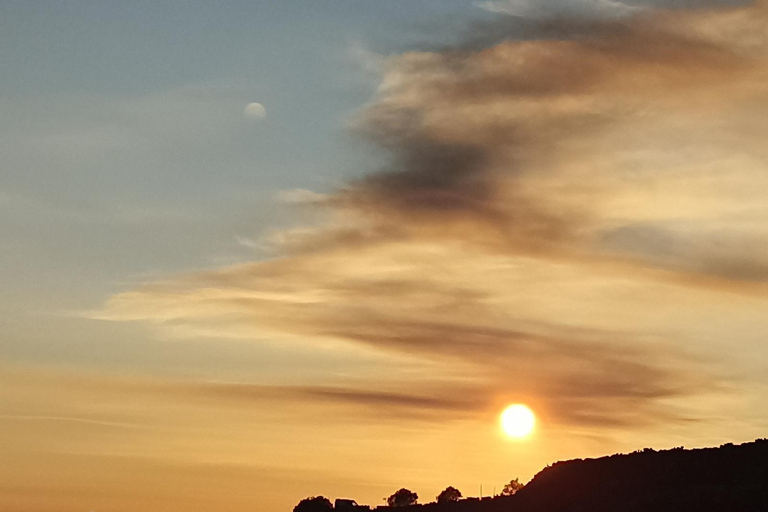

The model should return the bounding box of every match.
[2,0,768,511]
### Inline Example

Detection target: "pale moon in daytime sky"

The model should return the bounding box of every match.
[244,102,267,119]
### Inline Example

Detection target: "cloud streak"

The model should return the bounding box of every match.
[478,0,639,20]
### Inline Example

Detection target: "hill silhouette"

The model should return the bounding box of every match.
[313,439,768,512]
[507,439,768,512]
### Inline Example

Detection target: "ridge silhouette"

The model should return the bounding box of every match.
[294,439,768,512]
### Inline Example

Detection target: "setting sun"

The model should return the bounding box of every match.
[501,404,536,438]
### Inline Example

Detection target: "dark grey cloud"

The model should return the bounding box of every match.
[192,381,484,423]
[333,1,764,283]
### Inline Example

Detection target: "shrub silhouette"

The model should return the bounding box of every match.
[501,478,524,496]
[436,486,462,503]
[387,488,418,507]
[293,496,333,512]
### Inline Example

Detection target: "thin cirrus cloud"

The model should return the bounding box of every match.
[98,1,768,434]
[477,0,639,19]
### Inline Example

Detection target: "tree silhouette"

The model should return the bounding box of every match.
[501,478,524,496]
[387,488,419,507]
[436,486,462,503]
[293,496,333,512]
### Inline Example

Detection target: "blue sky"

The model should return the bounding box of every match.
[0,2,402,373]
[0,1,471,321]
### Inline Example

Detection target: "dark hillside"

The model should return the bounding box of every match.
[511,439,768,512]
[382,439,768,512]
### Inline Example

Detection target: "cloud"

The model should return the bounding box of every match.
[336,1,768,281]
[277,188,331,205]
[98,239,720,429]
[199,382,483,423]
[478,0,639,20]
[98,1,768,433]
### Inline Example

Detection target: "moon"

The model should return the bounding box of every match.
[244,102,266,119]
[501,404,535,438]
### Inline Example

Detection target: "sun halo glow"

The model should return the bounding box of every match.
[501,404,536,438]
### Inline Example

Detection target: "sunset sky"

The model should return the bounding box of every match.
[2,1,768,511]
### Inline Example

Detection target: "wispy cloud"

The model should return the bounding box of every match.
[477,0,639,20]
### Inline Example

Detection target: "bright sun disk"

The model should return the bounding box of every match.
[501,404,535,438]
